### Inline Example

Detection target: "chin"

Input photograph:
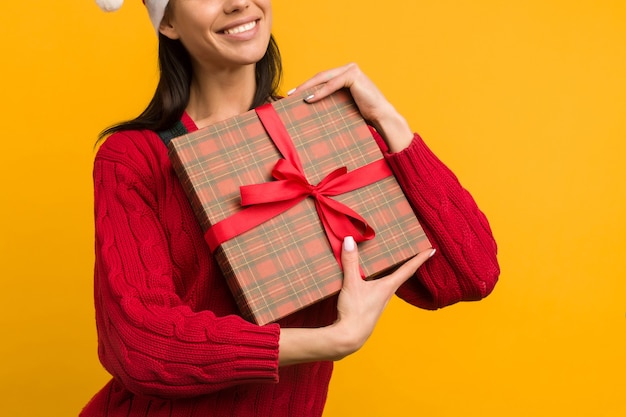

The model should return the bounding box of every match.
[237,43,272,65]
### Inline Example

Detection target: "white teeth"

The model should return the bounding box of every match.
[224,20,257,35]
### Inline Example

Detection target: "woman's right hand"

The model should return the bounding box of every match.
[278,237,435,366]
[330,236,435,358]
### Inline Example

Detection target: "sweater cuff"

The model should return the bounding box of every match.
[382,133,464,196]
[217,318,281,384]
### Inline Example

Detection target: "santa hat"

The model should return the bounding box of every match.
[95,0,169,33]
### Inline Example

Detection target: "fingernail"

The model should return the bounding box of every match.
[304,94,315,102]
[343,236,355,251]
[429,248,437,258]
[287,88,296,96]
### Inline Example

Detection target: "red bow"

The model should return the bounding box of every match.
[204,103,392,269]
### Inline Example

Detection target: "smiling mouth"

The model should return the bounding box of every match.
[223,20,258,35]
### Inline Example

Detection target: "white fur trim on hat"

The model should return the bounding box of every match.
[95,0,169,34]
[145,0,170,33]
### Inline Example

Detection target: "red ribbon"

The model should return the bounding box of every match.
[204,103,393,269]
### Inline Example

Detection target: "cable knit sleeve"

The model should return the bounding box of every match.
[373,130,500,309]
[93,132,280,399]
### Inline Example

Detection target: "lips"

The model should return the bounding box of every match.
[222,20,258,35]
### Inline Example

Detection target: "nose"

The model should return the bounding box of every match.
[224,0,250,14]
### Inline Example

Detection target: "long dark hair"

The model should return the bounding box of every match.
[99,32,282,139]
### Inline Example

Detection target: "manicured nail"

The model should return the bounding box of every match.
[287,88,296,96]
[343,236,355,251]
[304,94,315,102]
[429,248,437,258]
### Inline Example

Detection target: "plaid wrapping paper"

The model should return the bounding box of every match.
[168,89,431,325]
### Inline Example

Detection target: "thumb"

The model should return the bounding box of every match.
[382,248,437,292]
[341,236,361,284]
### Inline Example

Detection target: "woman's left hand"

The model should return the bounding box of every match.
[288,63,414,152]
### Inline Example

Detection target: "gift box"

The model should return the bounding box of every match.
[167,89,431,325]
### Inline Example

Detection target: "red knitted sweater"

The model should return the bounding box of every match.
[81,113,499,417]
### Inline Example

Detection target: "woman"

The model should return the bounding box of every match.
[83,0,499,416]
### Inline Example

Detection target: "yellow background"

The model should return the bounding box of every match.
[1,0,624,416]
